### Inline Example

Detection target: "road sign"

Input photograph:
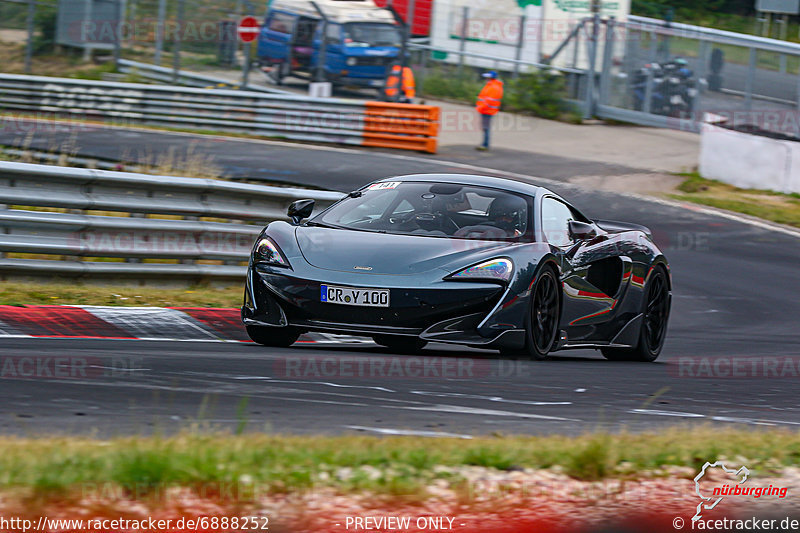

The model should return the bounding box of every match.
[238,16,259,43]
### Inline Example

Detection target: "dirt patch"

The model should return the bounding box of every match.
[0,29,28,44]
[567,173,685,196]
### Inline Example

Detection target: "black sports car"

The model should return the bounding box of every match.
[242,174,671,361]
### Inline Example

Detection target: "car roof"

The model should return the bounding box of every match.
[372,174,549,198]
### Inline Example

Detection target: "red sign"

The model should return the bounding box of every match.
[237,16,259,43]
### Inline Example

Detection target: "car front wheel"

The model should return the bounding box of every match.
[524,266,561,360]
[246,325,301,347]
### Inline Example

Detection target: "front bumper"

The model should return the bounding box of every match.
[335,76,384,88]
[242,265,525,349]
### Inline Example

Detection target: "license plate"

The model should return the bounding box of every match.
[321,284,389,307]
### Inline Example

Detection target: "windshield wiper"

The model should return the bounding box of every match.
[305,221,344,229]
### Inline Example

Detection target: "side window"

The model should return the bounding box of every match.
[541,197,575,247]
[325,24,342,45]
[268,12,294,34]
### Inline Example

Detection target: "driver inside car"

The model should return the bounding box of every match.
[453,196,525,239]
[488,196,524,237]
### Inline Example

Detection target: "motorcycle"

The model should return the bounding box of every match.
[631,59,703,118]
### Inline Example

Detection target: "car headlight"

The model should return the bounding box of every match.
[254,237,289,267]
[346,57,357,66]
[447,258,514,282]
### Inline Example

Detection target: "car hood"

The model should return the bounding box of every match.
[295,226,513,276]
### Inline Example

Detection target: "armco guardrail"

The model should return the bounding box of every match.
[0,74,440,153]
[0,162,345,280]
[117,59,292,94]
[627,15,800,55]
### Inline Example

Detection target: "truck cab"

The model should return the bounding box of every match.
[257,0,403,89]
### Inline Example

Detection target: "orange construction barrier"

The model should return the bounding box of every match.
[363,101,439,154]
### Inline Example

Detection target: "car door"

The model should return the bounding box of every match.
[258,11,296,64]
[540,196,632,343]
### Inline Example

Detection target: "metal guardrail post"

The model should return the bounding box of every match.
[113,0,123,69]
[155,0,166,66]
[513,14,526,79]
[458,7,468,77]
[311,1,329,83]
[24,0,35,74]
[241,0,255,89]
[173,0,186,84]
[796,67,800,111]
[584,14,600,119]
[599,17,615,106]
[746,47,756,111]
[406,0,416,51]
[643,68,654,115]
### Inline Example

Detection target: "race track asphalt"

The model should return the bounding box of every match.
[1,122,799,437]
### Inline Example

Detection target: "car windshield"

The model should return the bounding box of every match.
[314,182,529,241]
[344,23,402,47]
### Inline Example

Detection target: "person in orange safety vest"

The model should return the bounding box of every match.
[384,63,416,103]
[475,70,503,151]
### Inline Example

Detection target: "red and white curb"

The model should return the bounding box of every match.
[0,305,373,344]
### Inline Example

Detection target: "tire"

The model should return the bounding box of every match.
[602,265,671,362]
[246,325,301,347]
[372,335,427,354]
[523,266,561,360]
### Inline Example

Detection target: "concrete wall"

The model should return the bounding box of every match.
[700,120,800,195]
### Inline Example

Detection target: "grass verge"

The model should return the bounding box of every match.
[0,282,243,307]
[0,427,798,498]
[670,173,800,228]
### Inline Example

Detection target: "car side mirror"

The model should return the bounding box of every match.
[569,220,597,241]
[288,199,315,225]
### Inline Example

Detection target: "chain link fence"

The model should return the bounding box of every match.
[5,0,800,133]
[599,15,800,132]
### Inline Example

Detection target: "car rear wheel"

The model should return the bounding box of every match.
[372,335,427,354]
[602,265,670,362]
[246,325,301,347]
[524,266,561,360]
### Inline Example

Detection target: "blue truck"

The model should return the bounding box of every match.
[257,0,405,90]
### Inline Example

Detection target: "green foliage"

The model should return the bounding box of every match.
[420,68,580,123]
[33,4,58,54]
[1,428,800,498]
[505,71,577,121]
[632,0,754,19]
[420,69,483,102]
[565,436,610,480]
